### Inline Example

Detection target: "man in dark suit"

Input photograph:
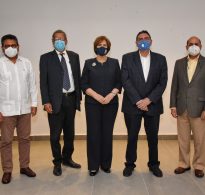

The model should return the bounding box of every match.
[121,30,167,177]
[170,36,205,178]
[40,30,81,176]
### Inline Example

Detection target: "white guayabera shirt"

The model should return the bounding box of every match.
[0,56,37,116]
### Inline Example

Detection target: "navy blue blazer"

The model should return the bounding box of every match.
[121,50,168,116]
[40,50,81,113]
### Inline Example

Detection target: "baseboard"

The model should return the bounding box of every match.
[0,135,179,141]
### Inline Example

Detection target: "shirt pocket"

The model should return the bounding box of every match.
[198,97,205,102]
[0,72,11,99]
[21,68,29,82]
[22,99,31,111]
[0,71,12,83]
[2,100,15,112]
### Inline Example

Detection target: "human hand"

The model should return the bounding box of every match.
[0,112,4,123]
[31,107,37,116]
[103,93,115,104]
[93,94,105,104]
[201,111,205,120]
[44,103,53,114]
[136,98,151,111]
[171,107,178,118]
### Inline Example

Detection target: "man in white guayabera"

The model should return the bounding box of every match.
[0,34,37,184]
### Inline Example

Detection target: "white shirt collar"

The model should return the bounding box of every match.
[139,51,151,58]
[3,55,23,62]
[55,49,66,56]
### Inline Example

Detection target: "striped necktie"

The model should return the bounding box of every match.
[60,53,70,91]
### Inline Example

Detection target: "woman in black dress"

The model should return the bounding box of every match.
[81,36,121,176]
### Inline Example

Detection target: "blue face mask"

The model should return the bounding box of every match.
[137,40,151,51]
[95,47,108,56]
[54,40,66,52]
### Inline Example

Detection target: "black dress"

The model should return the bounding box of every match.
[81,57,121,170]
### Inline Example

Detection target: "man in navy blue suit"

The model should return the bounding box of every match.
[121,30,168,177]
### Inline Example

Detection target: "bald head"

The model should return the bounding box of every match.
[186,36,202,48]
[186,36,202,58]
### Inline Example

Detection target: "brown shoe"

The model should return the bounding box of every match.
[174,167,191,174]
[20,167,36,177]
[2,172,12,184]
[195,169,204,178]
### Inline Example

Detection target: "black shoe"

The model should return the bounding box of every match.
[123,167,134,177]
[89,170,98,176]
[53,165,62,176]
[63,159,81,169]
[149,166,163,177]
[101,167,111,173]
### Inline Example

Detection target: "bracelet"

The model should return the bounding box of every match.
[111,92,117,95]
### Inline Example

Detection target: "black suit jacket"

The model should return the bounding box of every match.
[121,51,168,116]
[81,57,121,104]
[40,50,81,113]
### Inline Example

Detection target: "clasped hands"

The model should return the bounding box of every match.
[94,93,115,104]
[136,98,151,111]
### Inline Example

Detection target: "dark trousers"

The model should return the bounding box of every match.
[48,93,76,165]
[85,103,118,171]
[124,113,160,168]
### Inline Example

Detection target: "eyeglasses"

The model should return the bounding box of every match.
[3,44,18,49]
[53,38,65,41]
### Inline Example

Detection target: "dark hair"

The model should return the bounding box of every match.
[94,36,111,52]
[52,29,67,41]
[1,34,19,46]
[136,30,151,40]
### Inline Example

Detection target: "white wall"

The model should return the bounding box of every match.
[0,0,205,135]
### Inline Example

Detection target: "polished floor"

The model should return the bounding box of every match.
[0,140,204,195]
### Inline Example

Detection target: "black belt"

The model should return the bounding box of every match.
[63,91,75,96]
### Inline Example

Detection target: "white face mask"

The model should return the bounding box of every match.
[5,47,18,58]
[188,45,201,56]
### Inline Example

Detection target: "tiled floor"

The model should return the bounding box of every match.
[0,140,204,195]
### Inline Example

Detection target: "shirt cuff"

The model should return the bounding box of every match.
[31,102,38,107]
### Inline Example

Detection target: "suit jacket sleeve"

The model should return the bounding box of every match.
[170,60,178,108]
[39,54,50,105]
[147,56,168,103]
[114,59,122,93]
[76,53,82,101]
[81,60,90,94]
[121,54,142,104]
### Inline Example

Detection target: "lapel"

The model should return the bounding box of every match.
[133,51,146,83]
[51,50,63,71]
[146,51,154,83]
[189,55,203,84]
[133,50,154,83]
[181,57,189,85]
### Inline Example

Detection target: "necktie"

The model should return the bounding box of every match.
[60,53,70,91]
